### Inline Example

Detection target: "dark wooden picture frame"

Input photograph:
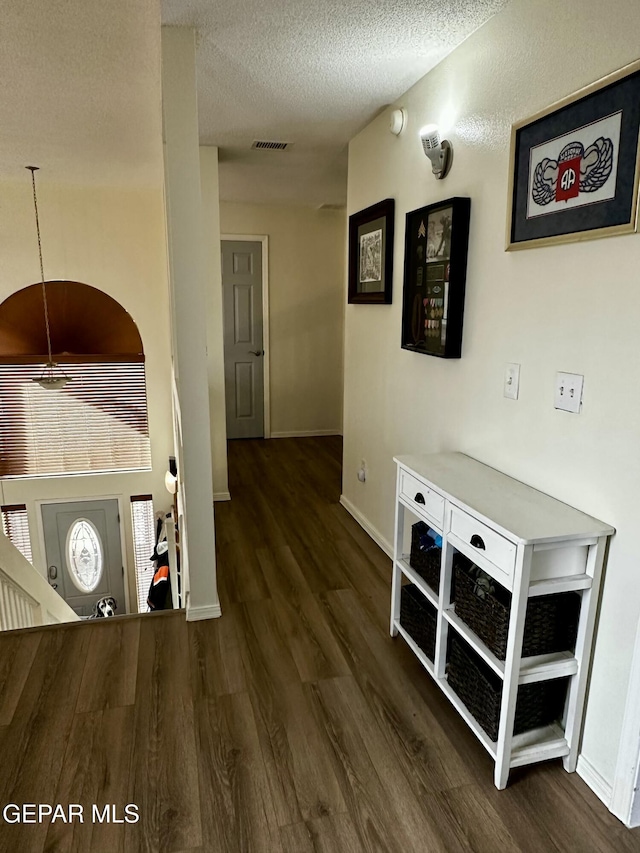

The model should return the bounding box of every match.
[507,60,640,250]
[348,198,395,304]
[401,197,471,359]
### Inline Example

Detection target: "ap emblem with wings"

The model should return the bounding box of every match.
[531,136,614,206]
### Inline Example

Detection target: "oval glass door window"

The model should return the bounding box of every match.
[66,518,104,592]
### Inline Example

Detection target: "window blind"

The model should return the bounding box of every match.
[131,495,155,613]
[0,362,151,478]
[1,504,33,564]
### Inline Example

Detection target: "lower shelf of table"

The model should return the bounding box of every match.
[393,619,571,769]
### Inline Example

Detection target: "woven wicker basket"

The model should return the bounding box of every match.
[400,584,437,662]
[453,560,580,661]
[447,635,568,741]
[409,522,441,593]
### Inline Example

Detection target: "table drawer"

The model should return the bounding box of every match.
[449,506,516,578]
[399,469,444,528]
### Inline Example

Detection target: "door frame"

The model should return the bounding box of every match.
[220,234,271,439]
[35,495,132,615]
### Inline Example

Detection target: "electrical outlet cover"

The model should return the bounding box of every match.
[555,372,583,413]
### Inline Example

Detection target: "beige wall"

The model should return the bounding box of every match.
[200,147,229,500]
[219,202,345,437]
[344,0,640,804]
[0,180,174,612]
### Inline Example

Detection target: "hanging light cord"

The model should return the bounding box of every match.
[25,167,70,390]
[27,166,53,366]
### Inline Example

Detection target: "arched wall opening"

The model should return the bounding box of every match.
[0,280,144,363]
[0,281,150,480]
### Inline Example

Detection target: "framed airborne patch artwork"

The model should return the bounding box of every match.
[507,60,640,250]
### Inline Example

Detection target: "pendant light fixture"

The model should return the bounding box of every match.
[26,166,71,390]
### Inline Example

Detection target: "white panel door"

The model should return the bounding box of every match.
[222,240,264,439]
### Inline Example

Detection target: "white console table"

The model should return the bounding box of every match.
[390,452,614,789]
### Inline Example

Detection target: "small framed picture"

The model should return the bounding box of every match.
[507,60,640,250]
[348,198,395,304]
[401,197,471,359]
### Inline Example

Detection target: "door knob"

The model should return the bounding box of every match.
[48,565,58,580]
[249,350,264,356]
[51,583,58,590]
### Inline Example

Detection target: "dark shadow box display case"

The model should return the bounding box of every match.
[401,197,471,358]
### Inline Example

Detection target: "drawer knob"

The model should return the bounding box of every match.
[470,534,486,550]
[414,492,426,505]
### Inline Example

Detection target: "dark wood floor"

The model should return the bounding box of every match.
[0,436,638,852]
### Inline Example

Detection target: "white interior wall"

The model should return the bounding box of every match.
[0,180,175,611]
[200,146,230,501]
[343,0,640,804]
[219,202,346,437]
[162,26,220,621]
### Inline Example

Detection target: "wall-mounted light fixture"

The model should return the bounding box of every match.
[389,108,407,136]
[165,455,178,494]
[419,124,453,179]
[164,470,178,494]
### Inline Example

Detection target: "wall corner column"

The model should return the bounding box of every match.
[161,26,220,621]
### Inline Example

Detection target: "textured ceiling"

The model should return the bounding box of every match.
[0,0,509,199]
[162,0,510,206]
[0,0,163,187]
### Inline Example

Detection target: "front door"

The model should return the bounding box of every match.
[41,500,126,618]
[222,240,265,439]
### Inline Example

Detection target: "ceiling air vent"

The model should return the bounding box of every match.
[251,140,291,151]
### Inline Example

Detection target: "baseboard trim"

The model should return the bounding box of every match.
[271,429,342,438]
[213,491,231,502]
[339,495,393,559]
[186,603,222,622]
[577,755,613,809]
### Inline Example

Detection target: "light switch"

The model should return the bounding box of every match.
[555,372,583,413]
[504,363,520,400]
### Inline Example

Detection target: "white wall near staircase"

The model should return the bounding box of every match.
[0,180,174,609]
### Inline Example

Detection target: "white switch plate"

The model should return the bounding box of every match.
[555,372,583,413]
[504,363,520,400]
